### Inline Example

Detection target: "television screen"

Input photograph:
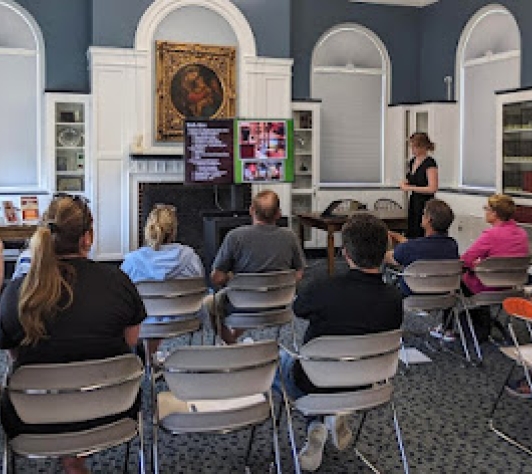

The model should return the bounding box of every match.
[184,119,234,185]
[233,119,294,184]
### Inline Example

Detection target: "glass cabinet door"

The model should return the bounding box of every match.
[502,100,532,196]
[54,102,86,193]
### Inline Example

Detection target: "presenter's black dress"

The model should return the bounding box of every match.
[406,156,437,238]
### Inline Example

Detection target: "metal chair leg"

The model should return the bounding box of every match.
[290,319,299,352]
[486,362,532,455]
[243,425,257,470]
[267,390,282,474]
[138,411,145,474]
[454,307,472,362]
[352,411,367,447]
[391,401,410,474]
[489,363,515,420]
[464,307,483,362]
[152,423,159,474]
[278,375,301,474]
[400,337,409,369]
[123,440,131,474]
[2,437,11,474]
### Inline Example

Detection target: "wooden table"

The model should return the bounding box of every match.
[297,210,408,275]
[0,225,37,247]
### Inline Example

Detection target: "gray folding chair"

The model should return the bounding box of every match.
[136,277,207,448]
[280,330,409,474]
[489,297,532,456]
[461,256,530,347]
[152,340,281,474]
[374,198,403,210]
[401,259,481,363]
[222,270,297,346]
[2,354,144,474]
[136,277,207,367]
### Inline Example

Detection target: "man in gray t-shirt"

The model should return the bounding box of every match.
[209,189,305,343]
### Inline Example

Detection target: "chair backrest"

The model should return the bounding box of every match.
[226,270,297,309]
[8,354,143,425]
[136,277,207,316]
[503,297,532,325]
[299,330,401,388]
[472,256,530,288]
[374,198,402,211]
[402,259,462,294]
[163,340,278,401]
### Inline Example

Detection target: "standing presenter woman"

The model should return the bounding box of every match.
[401,132,439,238]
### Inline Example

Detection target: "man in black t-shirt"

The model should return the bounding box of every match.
[275,214,403,472]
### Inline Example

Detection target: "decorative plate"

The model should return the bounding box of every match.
[58,127,82,147]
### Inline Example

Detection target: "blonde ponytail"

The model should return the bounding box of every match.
[18,195,90,345]
[144,205,177,250]
[19,228,74,345]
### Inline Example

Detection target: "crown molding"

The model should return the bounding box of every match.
[349,0,439,7]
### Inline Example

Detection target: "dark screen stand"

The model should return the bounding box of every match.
[230,184,239,212]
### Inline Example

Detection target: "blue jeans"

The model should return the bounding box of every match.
[272,349,307,400]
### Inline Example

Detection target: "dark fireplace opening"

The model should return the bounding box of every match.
[138,182,252,265]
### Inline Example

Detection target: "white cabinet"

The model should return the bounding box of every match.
[291,100,321,247]
[495,88,532,225]
[496,88,532,199]
[387,102,458,190]
[46,93,90,195]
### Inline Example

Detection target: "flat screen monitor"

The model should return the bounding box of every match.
[184,118,294,185]
[184,118,234,185]
[233,119,294,184]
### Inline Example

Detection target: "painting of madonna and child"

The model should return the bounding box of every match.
[171,64,224,119]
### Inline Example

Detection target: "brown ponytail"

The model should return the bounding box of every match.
[18,195,91,345]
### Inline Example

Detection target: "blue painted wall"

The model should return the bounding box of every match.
[419,0,532,101]
[17,0,91,92]
[91,0,290,57]
[15,0,532,101]
[290,0,420,104]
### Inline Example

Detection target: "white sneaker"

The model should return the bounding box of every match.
[429,324,444,339]
[242,337,254,345]
[325,415,353,451]
[298,421,327,472]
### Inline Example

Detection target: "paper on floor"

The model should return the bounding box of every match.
[400,347,432,364]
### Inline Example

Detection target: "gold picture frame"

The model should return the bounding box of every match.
[156,41,236,142]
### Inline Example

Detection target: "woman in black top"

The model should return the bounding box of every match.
[0,195,146,474]
[401,132,439,238]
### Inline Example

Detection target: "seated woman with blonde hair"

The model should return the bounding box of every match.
[121,205,205,355]
[0,194,146,474]
[121,204,204,283]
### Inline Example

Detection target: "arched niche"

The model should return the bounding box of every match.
[134,0,256,150]
[0,0,45,189]
[311,24,390,184]
[456,4,520,188]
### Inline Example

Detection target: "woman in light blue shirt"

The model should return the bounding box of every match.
[121,204,205,355]
[121,204,204,283]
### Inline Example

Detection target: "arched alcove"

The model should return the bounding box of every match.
[311,24,390,185]
[134,0,256,150]
[456,4,520,188]
[0,0,45,189]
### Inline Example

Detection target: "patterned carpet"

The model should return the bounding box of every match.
[2,258,532,473]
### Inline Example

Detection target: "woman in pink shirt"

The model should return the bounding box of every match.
[462,194,529,294]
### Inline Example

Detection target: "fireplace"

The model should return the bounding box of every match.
[137,182,251,262]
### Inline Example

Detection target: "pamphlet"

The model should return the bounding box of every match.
[21,196,40,223]
[2,200,19,225]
